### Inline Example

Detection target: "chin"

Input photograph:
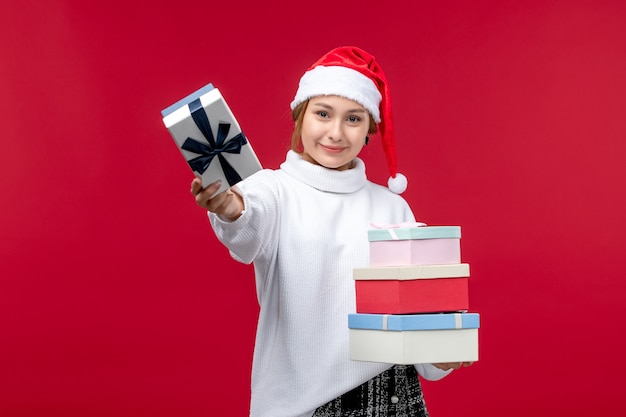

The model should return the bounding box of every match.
[323,160,352,171]
[307,152,352,170]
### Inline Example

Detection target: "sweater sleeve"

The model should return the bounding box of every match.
[414,363,453,381]
[208,170,280,265]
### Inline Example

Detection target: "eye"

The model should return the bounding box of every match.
[316,111,330,118]
[347,115,361,123]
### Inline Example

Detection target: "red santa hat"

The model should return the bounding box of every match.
[290,46,408,194]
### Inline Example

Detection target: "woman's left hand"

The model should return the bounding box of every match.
[433,362,473,371]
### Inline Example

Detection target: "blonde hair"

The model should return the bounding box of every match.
[290,99,378,153]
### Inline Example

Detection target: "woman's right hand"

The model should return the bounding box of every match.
[190,178,244,221]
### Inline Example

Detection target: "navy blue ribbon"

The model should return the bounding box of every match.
[181,98,247,186]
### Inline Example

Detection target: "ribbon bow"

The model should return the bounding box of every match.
[370,222,427,229]
[370,222,427,240]
[181,98,247,186]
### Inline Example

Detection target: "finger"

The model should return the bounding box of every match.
[194,181,222,207]
[191,178,222,196]
[201,180,223,200]
[206,189,230,212]
[202,180,223,199]
[434,362,463,371]
[201,185,233,213]
[190,178,203,195]
[433,363,453,371]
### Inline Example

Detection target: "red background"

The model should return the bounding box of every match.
[2,1,626,416]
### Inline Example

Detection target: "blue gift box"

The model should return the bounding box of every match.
[348,312,480,364]
[348,312,480,331]
[162,83,262,195]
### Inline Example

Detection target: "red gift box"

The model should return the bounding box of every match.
[354,264,470,314]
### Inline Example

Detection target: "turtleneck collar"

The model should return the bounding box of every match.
[280,150,367,194]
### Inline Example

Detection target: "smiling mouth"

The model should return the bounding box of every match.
[320,144,345,153]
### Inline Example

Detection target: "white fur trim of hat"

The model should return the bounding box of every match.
[290,66,382,123]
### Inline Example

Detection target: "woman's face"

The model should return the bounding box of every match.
[299,95,370,171]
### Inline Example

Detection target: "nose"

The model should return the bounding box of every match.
[327,119,343,142]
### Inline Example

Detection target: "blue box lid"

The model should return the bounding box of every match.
[368,226,461,242]
[348,312,480,331]
[161,83,215,118]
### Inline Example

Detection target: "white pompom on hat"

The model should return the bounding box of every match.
[290,46,408,194]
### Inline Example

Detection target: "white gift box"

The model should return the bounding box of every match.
[162,83,262,196]
[348,312,480,364]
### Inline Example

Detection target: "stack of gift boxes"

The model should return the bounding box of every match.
[348,223,480,364]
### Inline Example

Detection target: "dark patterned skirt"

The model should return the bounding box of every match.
[312,365,429,417]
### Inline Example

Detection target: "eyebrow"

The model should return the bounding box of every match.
[310,102,367,114]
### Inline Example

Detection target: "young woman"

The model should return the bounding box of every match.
[191,46,467,417]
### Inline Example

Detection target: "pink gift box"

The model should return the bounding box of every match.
[368,225,461,267]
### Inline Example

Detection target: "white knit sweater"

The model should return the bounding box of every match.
[209,151,451,417]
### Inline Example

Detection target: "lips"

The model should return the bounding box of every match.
[320,144,345,153]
